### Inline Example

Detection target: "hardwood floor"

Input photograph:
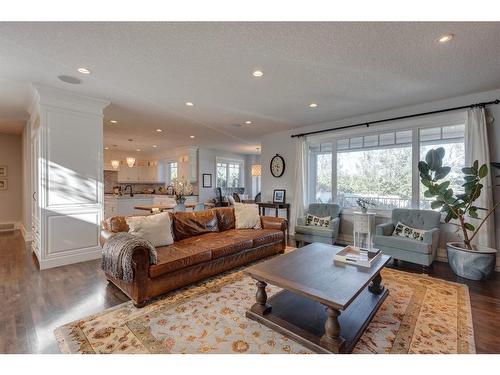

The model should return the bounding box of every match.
[1,230,499,353]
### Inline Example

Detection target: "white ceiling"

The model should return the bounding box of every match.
[1,22,500,154]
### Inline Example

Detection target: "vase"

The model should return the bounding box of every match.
[360,207,368,214]
[446,242,497,281]
[176,196,186,204]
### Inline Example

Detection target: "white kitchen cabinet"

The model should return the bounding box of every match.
[118,164,165,183]
[118,166,139,182]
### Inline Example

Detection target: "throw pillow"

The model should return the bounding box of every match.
[392,221,427,241]
[227,195,236,205]
[305,213,331,228]
[234,202,261,229]
[126,212,174,247]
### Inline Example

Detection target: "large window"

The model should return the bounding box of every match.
[308,118,465,212]
[168,162,177,183]
[217,160,243,188]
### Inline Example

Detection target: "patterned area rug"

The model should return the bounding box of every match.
[54,249,475,354]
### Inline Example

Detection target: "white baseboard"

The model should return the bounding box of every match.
[37,248,102,270]
[17,223,33,242]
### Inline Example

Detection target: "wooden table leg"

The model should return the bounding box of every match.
[320,306,345,353]
[250,280,271,315]
[368,272,385,295]
[275,206,278,217]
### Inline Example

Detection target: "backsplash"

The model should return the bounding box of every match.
[103,170,165,193]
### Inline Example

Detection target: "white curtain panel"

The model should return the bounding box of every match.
[465,107,496,249]
[291,137,308,234]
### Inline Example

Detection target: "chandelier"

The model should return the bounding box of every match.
[126,157,136,168]
[111,160,120,170]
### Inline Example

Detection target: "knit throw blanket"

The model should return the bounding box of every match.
[102,232,157,283]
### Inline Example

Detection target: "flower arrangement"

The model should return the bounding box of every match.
[356,197,376,213]
[172,177,193,203]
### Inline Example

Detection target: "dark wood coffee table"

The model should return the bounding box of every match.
[244,242,391,353]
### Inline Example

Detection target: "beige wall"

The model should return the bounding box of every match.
[0,132,22,223]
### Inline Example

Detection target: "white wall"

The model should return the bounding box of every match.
[0,133,22,225]
[261,88,500,268]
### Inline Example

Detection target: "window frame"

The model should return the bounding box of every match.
[167,161,178,184]
[306,111,466,216]
[216,157,245,188]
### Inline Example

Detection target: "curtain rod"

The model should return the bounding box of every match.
[290,99,500,138]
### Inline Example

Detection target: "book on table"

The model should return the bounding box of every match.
[334,245,381,268]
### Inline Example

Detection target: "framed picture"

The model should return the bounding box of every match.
[202,173,212,188]
[273,189,286,204]
[0,166,7,177]
[0,179,7,190]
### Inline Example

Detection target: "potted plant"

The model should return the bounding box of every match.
[172,177,193,204]
[419,148,499,280]
[356,197,376,214]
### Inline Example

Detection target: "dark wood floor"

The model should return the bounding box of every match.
[1,230,499,353]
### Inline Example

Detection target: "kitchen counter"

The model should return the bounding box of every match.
[104,194,199,218]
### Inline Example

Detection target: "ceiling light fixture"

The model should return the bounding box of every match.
[109,120,117,124]
[136,149,141,152]
[190,135,195,139]
[126,157,136,168]
[77,67,91,74]
[111,160,120,170]
[185,102,194,107]
[438,34,454,43]
[245,121,252,124]
[156,129,163,132]
[104,147,109,150]
[309,103,318,108]
[252,70,264,78]
[153,145,158,148]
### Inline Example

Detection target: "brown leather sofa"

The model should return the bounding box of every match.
[100,207,287,307]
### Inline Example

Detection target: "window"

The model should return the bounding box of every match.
[336,130,413,209]
[307,116,465,212]
[419,124,465,209]
[217,160,243,188]
[168,162,177,183]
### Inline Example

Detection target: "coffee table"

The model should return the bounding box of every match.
[244,242,391,353]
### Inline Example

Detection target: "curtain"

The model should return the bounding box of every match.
[291,137,308,234]
[465,107,496,249]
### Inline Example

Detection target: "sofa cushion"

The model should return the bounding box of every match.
[149,241,212,278]
[295,224,335,238]
[234,203,261,229]
[126,212,174,247]
[373,234,432,254]
[191,232,254,259]
[213,207,236,231]
[173,210,219,241]
[222,228,283,248]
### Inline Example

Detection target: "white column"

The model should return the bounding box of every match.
[29,85,109,269]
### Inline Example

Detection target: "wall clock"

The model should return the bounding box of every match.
[270,154,285,177]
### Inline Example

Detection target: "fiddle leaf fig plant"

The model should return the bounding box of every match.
[418,147,499,250]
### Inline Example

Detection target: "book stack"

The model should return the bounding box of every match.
[334,246,381,268]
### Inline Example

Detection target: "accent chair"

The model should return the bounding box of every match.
[294,203,341,247]
[373,208,441,271]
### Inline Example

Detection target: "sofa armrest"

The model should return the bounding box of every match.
[376,222,394,236]
[329,217,340,236]
[423,227,440,245]
[100,229,114,248]
[261,216,287,232]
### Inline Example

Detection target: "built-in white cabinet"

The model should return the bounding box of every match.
[29,85,109,270]
[117,162,165,183]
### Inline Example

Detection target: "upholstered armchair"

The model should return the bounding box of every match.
[294,203,341,247]
[373,208,441,270]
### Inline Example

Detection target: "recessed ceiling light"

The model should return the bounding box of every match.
[309,103,318,108]
[112,144,118,147]
[77,67,91,74]
[104,147,109,150]
[245,121,252,124]
[152,145,158,148]
[252,70,264,78]
[156,129,163,132]
[190,135,195,139]
[438,34,454,43]
[256,147,261,150]
[109,120,117,124]
[136,149,141,152]
[185,102,194,107]
[57,75,81,84]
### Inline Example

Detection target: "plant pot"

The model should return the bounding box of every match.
[446,242,497,281]
[360,207,368,214]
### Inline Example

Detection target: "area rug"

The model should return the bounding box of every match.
[54,249,475,354]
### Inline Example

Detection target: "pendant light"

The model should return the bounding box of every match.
[111,159,120,170]
[126,138,136,167]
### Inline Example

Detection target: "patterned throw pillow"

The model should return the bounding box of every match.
[392,221,427,241]
[305,213,331,228]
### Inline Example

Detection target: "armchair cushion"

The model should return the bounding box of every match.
[376,222,395,236]
[295,224,335,238]
[373,234,432,254]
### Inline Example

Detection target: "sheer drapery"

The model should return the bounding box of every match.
[291,137,308,234]
[465,107,496,249]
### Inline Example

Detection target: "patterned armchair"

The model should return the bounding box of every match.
[294,204,341,247]
[373,208,441,270]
